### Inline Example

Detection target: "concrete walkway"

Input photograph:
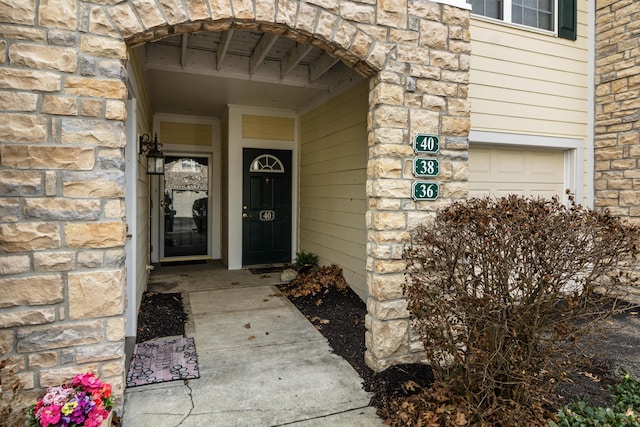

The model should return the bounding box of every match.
[122,262,384,426]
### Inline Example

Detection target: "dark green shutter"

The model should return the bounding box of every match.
[558,0,577,41]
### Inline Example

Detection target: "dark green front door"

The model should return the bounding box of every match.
[242,148,292,265]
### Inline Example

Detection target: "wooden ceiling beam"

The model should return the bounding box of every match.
[249,33,278,75]
[280,42,313,78]
[309,52,339,82]
[216,30,234,71]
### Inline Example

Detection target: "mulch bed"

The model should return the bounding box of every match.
[136,291,187,343]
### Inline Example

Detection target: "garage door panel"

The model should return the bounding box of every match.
[469,146,565,199]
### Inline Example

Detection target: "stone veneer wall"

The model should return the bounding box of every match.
[594,0,640,221]
[0,0,470,409]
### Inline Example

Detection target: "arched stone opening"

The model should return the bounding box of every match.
[0,0,470,410]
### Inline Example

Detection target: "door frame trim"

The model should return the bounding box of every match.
[227,105,298,269]
[151,114,221,262]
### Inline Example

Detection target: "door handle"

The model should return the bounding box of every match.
[242,213,251,218]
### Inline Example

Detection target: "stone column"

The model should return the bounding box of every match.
[0,0,128,407]
[594,0,640,222]
[364,2,471,371]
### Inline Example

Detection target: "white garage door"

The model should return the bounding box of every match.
[469,146,565,198]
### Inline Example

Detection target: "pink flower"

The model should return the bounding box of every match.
[72,372,103,392]
[39,404,62,427]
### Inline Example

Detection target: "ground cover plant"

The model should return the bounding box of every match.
[403,195,640,425]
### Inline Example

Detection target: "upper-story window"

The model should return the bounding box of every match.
[468,0,577,40]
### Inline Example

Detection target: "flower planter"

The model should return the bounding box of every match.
[100,411,113,427]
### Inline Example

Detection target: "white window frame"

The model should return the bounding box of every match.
[469,0,558,36]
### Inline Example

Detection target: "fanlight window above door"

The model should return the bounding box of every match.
[249,154,285,173]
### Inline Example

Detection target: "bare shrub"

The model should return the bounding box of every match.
[403,195,640,425]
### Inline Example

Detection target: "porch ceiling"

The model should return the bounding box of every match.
[141,30,364,118]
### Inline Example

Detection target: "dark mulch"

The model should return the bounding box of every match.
[136,291,187,343]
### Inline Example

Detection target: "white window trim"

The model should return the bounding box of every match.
[470,0,558,37]
[469,130,584,205]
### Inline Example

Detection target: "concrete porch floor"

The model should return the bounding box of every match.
[121,261,384,426]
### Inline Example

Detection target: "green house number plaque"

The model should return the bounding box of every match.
[413,157,440,177]
[413,133,440,154]
[412,181,440,201]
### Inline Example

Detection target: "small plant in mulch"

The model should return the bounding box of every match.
[552,371,640,426]
[292,251,320,274]
[278,264,348,299]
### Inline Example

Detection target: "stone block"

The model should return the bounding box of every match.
[108,3,144,38]
[374,259,407,274]
[45,171,57,196]
[81,35,126,60]
[370,158,402,178]
[0,90,38,111]
[0,170,41,196]
[89,6,119,37]
[1,145,95,170]
[366,316,409,358]
[18,321,103,353]
[38,0,77,29]
[80,99,103,117]
[442,116,471,136]
[369,273,405,299]
[0,68,60,91]
[23,198,101,221]
[0,254,30,275]
[372,105,408,128]
[340,2,375,24]
[106,317,126,341]
[47,30,79,46]
[367,298,410,320]
[409,108,439,135]
[0,329,15,354]
[0,308,56,328]
[333,20,358,49]
[77,251,103,268]
[133,0,165,29]
[39,364,99,388]
[33,251,76,272]
[9,43,76,72]
[100,359,125,379]
[76,342,124,363]
[104,199,125,219]
[42,95,78,116]
[65,222,125,249]
[371,178,411,197]
[0,0,36,25]
[61,118,126,148]
[68,269,125,319]
[186,0,212,20]
[28,352,58,369]
[105,100,126,121]
[0,113,47,143]
[105,249,126,267]
[0,197,19,222]
[231,0,254,20]
[372,82,404,106]
[0,274,63,308]
[65,76,126,100]
[0,223,61,252]
[373,211,406,230]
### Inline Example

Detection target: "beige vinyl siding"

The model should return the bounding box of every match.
[242,114,295,141]
[129,47,153,314]
[159,121,213,146]
[299,81,368,300]
[469,0,589,138]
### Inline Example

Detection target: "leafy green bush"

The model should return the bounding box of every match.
[552,372,640,426]
[403,195,640,425]
[293,250,319,273]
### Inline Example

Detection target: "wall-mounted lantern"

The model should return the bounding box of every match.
[139,133,165,175]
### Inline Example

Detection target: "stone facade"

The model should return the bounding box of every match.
[0,0,470,411]
[594,0,640,221]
